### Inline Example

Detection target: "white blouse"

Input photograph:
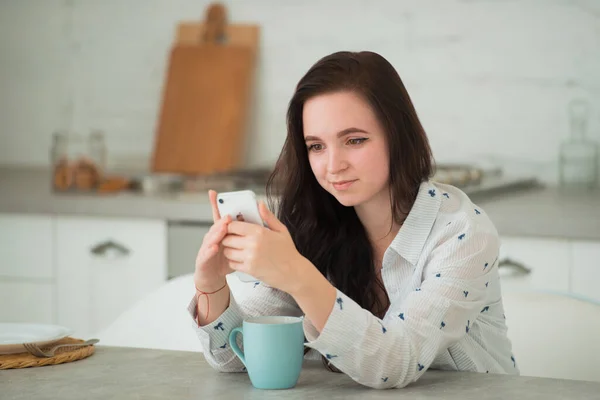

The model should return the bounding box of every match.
[188,180,519,389]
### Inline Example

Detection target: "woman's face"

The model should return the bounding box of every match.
[303,91,390,207]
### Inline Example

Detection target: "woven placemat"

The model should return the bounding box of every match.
[0,337,96,370]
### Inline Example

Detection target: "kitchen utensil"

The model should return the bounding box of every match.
[151,2,259,175]
[128,174,184,195]
[23,338,99,358]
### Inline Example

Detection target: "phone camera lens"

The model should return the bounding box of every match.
[218,198,224,204]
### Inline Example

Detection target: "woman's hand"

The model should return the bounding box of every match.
[221,201,309,294]
[193,190,234,292]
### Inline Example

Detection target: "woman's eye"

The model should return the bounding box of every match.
[307,143,323,152]
[348,138,367,145]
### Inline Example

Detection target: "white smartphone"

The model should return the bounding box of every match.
[216,190,264,283]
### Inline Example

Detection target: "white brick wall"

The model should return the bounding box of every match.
[1,0,599,183]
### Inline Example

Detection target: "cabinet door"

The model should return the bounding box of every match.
[571,240,600,303]
[0,213,53,279]
[498,237,570,294]
[167,222,210,279]
[0,281,54,324]
[56,216,167,338]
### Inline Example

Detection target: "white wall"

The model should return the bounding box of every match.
[1,0,599,182]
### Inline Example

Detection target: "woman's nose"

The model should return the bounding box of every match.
[326,149,348,174]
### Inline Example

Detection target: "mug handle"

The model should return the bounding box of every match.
[228,327,246,366]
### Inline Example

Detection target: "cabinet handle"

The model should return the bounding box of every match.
[498,258,531,275]
[90,240,130,257]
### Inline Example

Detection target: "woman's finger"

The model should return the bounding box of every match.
[209,190,221,223]
[203,216,231,247]
[223,247,246,263]
[221,234,245,250]
[227,260,244,271]
[227,220,263,236]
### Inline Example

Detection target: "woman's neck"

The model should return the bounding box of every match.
[354,190,401,258]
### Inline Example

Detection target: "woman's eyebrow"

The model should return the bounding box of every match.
[305,127,369,142]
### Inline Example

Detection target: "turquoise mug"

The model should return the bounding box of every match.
[228,316,305,390]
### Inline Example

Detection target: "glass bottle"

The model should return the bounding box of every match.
[51,131,72,192]
[558,99,599,190]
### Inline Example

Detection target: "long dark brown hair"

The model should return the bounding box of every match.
[266,51,434,370]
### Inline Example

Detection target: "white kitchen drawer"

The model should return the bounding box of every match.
[0,281,54,324]
[55,216,167,337]
[571,240,600,303]
[498,236,570,294]
[0,213,53,279]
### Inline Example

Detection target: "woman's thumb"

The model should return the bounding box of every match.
[258,201,284,232]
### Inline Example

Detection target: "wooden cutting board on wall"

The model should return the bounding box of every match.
[151,3,260,175]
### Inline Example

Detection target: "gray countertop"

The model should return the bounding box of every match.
[4,346,600,399]
[0,166,217,223]
[1,166,599,240]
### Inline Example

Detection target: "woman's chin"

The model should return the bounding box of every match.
[331,192,364,207]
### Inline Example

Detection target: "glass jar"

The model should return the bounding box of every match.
[558,99,599,190]
[50,130,107,192]
[89,129,107,175]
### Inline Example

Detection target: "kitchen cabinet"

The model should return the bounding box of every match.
[0,213,54,280]
[1,208,597,339]
[0,213,167,335]
[0,281,54,324]
[571,240,600,303]
[0,213,54,324]
[498,237,570,294]
[55,216,167,338]
[500,236,600,303]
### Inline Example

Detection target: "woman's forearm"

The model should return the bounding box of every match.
[289,258,337,332]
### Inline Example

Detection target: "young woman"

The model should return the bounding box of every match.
[189,51,518,389]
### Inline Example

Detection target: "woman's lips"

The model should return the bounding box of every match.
[331,180,357,191]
